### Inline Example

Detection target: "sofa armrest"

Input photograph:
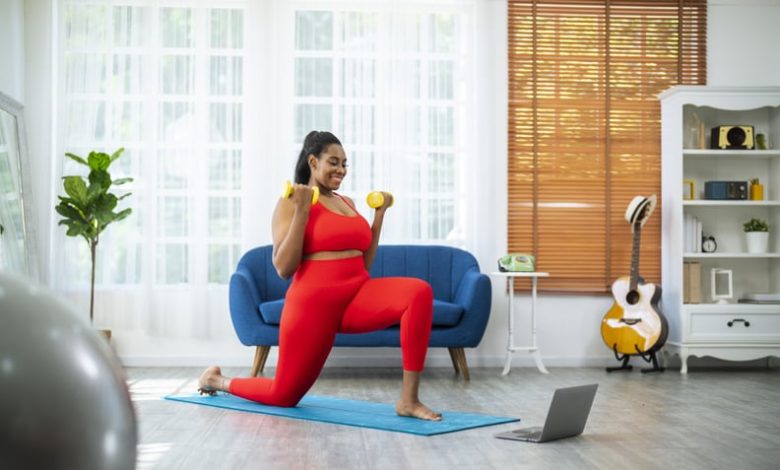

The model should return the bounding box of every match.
[228,266,268,346]
[450,269,492,346]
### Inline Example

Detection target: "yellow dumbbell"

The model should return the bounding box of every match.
[366,191,393,209]
[282,181,319,205]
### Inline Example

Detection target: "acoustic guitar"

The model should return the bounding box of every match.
[601,199,668,357]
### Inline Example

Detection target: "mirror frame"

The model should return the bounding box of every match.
[0,91,39,281]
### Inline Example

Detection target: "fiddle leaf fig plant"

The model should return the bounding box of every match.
[743,217,769,232]
[55,148,133,324]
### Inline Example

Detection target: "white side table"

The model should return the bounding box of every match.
[489,271,550,375]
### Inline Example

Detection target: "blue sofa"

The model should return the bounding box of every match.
[228,245,492,380]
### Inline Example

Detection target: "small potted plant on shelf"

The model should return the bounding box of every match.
[743,217,770,254]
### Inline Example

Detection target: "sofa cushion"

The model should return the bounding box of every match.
[258,299,285,325]
[431,300,464,326]
[258,299,464,327]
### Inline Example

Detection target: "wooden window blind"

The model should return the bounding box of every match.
[508,0,706,293]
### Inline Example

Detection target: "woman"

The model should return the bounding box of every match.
[198,130,441,421]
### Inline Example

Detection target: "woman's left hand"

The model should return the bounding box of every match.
[375,192,393,212]
[367,190,393,212]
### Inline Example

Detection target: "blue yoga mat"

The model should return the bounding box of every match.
[165,393,519,436]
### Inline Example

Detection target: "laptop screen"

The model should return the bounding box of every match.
[539,384,598,442]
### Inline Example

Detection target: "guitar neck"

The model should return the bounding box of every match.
[629,223,642,290]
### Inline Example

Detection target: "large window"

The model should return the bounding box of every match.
[508,0,707,292]
[54,1,475,335]
[291,6,471,242]
[58,2,245,287]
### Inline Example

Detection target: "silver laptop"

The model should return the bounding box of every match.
[495,384,598,443]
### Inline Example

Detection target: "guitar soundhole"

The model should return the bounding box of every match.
[626,290,640,305]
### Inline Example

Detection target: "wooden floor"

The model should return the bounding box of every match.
[129,365,780,470]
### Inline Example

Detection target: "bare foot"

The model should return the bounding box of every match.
[396,400,443,421]
[197,366,224,396]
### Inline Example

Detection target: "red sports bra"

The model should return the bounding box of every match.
[302,194,372,255]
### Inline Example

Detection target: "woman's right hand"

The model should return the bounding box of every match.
[289,183,315,212]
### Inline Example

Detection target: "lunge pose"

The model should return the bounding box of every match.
[198,131,441,421]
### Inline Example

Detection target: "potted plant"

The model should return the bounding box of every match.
[743,217,770,254]
[55,148,133,339]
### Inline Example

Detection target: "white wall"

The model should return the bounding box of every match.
[15,0,780,368]
[708,0,780,86]
[23,0,55,287]
[0,0,53,285]
[0,0,25,102]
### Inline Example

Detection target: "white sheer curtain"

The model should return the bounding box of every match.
[55,1,247,339]
[289,3,473,243]
[54,0,475,347]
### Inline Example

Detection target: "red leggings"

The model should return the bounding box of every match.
[229,256,433,407]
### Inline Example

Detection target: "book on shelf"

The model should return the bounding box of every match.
[683,214,702,253]
[683,261,701,303]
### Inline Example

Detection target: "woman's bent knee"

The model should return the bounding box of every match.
[408,278,433,300]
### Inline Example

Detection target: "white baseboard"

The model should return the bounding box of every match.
[118,353,618,369]
[118,352,777,369]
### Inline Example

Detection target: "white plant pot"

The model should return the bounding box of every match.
[745,231,769,254]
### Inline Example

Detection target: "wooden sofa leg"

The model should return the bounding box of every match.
[448,347,461,376]
[250,345,271,377]
[458,348,471,381]
[448,347,470,381]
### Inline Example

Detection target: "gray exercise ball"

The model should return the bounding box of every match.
[0,272,137,470]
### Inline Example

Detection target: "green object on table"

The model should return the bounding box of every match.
[498,253,536,272]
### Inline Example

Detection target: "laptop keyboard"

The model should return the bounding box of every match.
[513,426,543,438]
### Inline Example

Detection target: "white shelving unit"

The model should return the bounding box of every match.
[659,86,780,373]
